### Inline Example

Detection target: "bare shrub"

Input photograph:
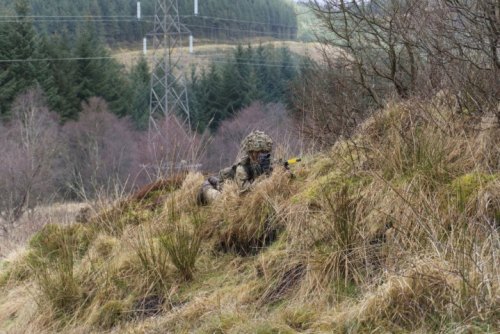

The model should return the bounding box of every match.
[420,0,500,116]
[290,60,370,149]
[138,115,208,181]
[299,0,499,145]
[62,97,140,200]
[309,0,427,103]
[0,88,61,232]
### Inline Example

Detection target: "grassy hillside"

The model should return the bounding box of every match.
[113,40,324,70]
[0,97,499,333]
[293,2,324,42]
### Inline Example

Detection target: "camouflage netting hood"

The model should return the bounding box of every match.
[240,131,273,153]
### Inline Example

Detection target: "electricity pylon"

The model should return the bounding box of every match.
[149,0,191,132]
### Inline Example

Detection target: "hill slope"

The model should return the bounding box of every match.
[0,98,499,333]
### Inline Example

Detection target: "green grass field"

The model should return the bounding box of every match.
[112,40,325,71]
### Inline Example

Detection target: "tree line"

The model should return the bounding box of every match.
[0,89,192,228]
[0,1,301,131]
[0,90,303,232]
[188,44,298,132]
[0,1,149,125]
[0,0,297,44]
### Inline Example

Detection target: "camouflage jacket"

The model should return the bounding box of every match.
[198,155,271,205]
[219,155,267,192]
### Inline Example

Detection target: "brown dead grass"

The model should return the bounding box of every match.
[0,98,499,333]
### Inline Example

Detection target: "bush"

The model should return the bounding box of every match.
[0,259,31,288]
[94,202,154,236]
[62,98,141,199]
[27,243,84,319]
[26,223,94,319]
[160,214,202,281]
[281,307,317,331]
[217,199,278,256]
[210,171,293,256]
[29,223,93,260]
[0,88,62,226]
[450,173,498,212]
[133,228,172,294]
[92,300,127,329]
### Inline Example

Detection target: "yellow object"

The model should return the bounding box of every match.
[287,158,302,165]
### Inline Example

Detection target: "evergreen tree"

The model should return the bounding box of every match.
[233,44,254,107]
[129,56,151,130]
[263,46,282,102]
[74,23,131,117]
[0,0,298,44]
[0,0,40,117]
[37,34,80,121]
[187,44,300,133]
[219,60,241,119]
[254,43,274,102]
[74,24,107,102]
[188,66,208,132]
[204,64,225,130]
[0,29,18,117]
[278,47,296,97]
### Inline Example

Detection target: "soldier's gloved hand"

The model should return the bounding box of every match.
[207,176,220,190]
[258,152,272,175]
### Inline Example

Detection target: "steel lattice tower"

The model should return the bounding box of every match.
[149,0,191,132]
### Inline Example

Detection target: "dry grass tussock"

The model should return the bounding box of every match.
[0,99,499,333]
[206,170,297,256]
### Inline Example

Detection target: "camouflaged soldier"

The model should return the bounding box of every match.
[198,131,273,205]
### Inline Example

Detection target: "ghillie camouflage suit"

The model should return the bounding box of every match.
[198,131,273,205]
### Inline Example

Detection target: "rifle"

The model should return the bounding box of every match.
[258,153,302,174]
[283,157,302,170]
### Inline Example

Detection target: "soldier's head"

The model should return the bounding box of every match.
[241,130,273,162]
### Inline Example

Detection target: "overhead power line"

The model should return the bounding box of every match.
[0,5,317,68]
[0,19,145,23]
[0,19,300,38]
[0,15,144,18]
[0,22,300,40]
[0,14,300,30]
[181,14,299,29]
[195,58,311,69]
[184,23,296,37]
[0,55,315,69]
[0,56,118,63]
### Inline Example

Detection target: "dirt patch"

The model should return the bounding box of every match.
[132,294,165,319]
